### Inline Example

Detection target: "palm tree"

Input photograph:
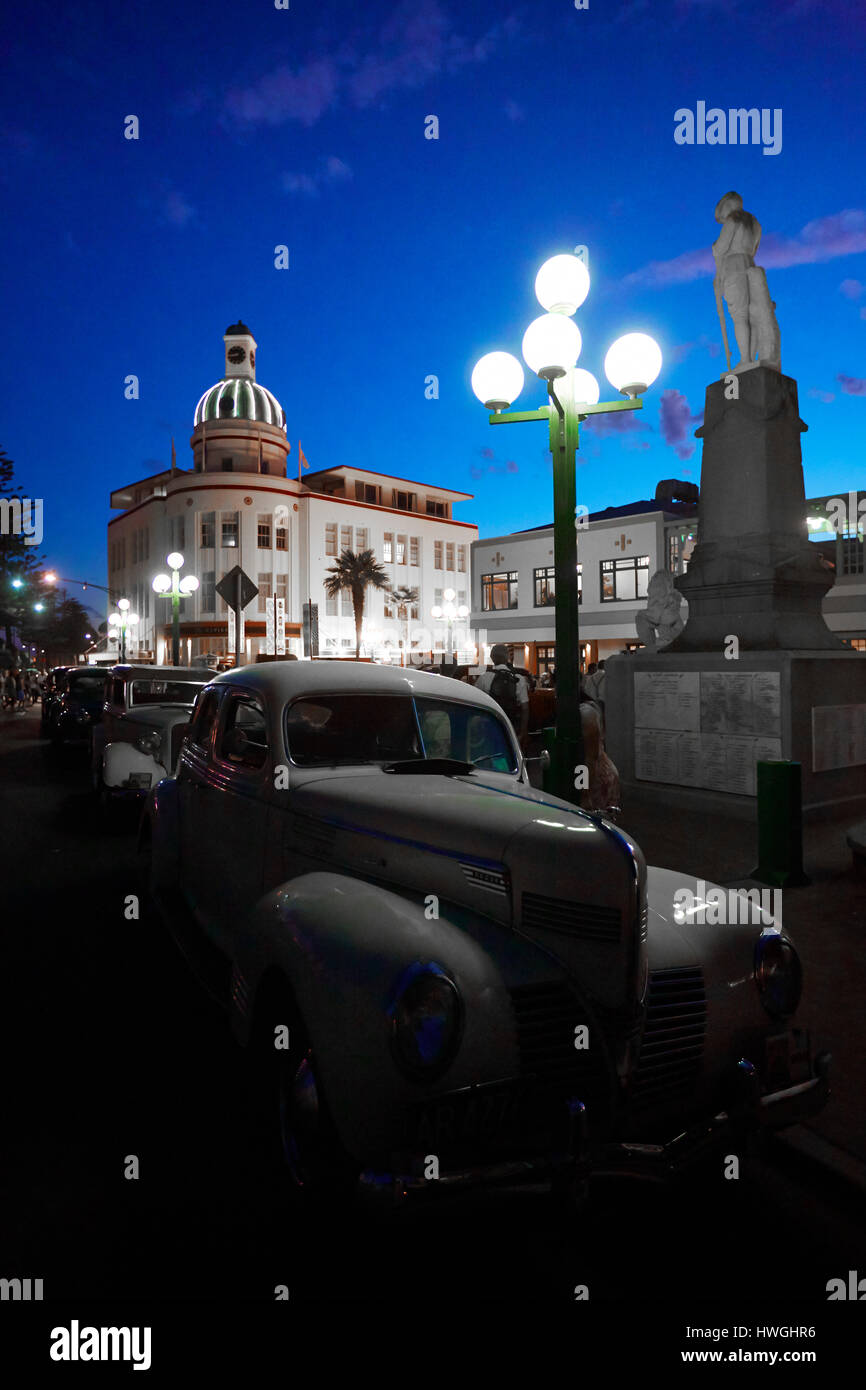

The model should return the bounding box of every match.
[388,585,419,667]
[324,549,390,659]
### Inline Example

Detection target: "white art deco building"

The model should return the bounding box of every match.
[107,322,478,665]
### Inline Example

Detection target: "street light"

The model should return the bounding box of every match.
[471,251,661,803]
[152,552,198,667]
[107,600,139,662]
[431,587,469,667]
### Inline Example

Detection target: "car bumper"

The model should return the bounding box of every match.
[368,1033,830,1202]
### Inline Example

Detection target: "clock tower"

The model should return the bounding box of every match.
[223,319,257,381]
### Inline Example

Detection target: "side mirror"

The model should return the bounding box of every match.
[538,748,551,772]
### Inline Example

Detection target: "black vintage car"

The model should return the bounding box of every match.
[39,666,73,737]
[49,668,106,748]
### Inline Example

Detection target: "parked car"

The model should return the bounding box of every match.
[91,664,210,807]
[49,667,107,747]
[40,666,72,736]
[143,662,829,1206]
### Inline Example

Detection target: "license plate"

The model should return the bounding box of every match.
[415,1084,529,1150]
[128,773,153,789]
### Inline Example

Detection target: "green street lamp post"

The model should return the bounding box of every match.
[107,598,139,663]
[471,254,661,805]
[152,552,199,668]
[431,587,469,667]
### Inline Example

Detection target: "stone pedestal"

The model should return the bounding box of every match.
[606,368,864,819]
[668,369,844,652]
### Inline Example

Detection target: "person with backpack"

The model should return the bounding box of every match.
[476,644,529,745]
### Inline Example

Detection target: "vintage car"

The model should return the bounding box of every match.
[143,662,829,1205]
[40,665,72,736]
[90,664,210,806]
[49,667,107,747]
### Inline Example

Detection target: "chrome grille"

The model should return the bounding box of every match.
[632,966,707,1104]
[509,981,611,1102]
[522,891,621,942]
[170,722,190,771]
[460,862,508,896]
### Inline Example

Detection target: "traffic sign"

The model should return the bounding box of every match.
[216,565,258,610]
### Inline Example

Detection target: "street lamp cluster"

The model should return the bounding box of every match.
[431,587,469,665]
[153,552,198,666]
[471,251,661,803]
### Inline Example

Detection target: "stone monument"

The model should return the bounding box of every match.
[605,194,865,817]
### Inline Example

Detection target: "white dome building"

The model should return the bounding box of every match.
[107,322,478,667]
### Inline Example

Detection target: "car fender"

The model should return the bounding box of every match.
[143,776,181,895]
[235,872,525,1163]
[646,865,790,1078]
[103,740,168,790]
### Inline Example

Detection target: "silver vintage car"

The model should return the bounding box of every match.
[91,664,210,808]
[143,661,829,1204]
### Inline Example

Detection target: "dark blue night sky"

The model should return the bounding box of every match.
[2,0,864,587]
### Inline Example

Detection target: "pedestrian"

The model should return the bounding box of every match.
[13,668,25,712]
[0,670,9,710]
[585,659,606,712]
[476,643,530,745]
[579,676,619,814]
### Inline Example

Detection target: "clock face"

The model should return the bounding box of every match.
[227,345,246,365]
[249,350,255,369]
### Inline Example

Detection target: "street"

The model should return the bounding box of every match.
[2,703,864,1309]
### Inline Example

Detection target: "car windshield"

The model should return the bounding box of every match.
[285,693,517,772]
[129,680,206,706]
[67,674,105,700]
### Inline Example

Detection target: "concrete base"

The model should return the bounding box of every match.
[606,648,866,818]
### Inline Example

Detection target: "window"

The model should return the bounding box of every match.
[221,512,239,548]
[221,457,234,472]
[383,532,393,563]
[384,596,394,619]
[600,555,651,601]
[457,545,466,573]
[410,536,420,566]
[284,694,514,771]
[257,517,272,548]
[325,522,337,556]
[481,571,518,611]
[536,644,556,677]
[200,513,215,549]
[257,573,272,613]
[189,689,221,751]
[535,566,555,607]
[355,481,379,504]
[446,542,454,571]
[201,571,215,612]
[276,573,288,602]
[276,525,288,551]
[426,498,446,518]
[434,541,443,570]
[217,694,269,771]
[355,527,368,551]
[396,534,406,565]
[393,489,414,511]
[326,594,337,617]
[841,535,864,575]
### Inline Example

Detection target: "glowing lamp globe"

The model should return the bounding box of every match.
[457,605,469,618]
[152,574,171,594]
[444,588,456,603]
[166,552,184,572]
[108,613,121,627]
[471,352,525,411]
[179,576,199,594]
[535,254,590,316]
[604,333,662,397]
[522,314,582,380]
[431,606,443,620]
[117,597,130,611]
[128,613,139,626]
[556,368,600,406]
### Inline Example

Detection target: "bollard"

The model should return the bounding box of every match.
[751,760,811,888]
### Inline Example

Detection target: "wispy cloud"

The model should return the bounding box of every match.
[837,374,866,396]
[670,334,721,365]
[162,189,195,227]
[225,2,517,129]
[808,388,835,403]
[281,156,352,196]
[626,209,866,287]
[840,278,863,300]
[582,410,649,436]
[659,388,699,460]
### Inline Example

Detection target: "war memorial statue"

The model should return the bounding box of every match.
[713,191,781,374]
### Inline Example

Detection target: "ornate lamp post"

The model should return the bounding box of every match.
[471,253,661,803]
[431,587,469,667]
[107,597,139,663]
[152,552,198,667]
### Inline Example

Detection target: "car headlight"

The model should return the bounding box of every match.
[135,730,162,756]
[755,931,802,1018]
[390,963,462,1081]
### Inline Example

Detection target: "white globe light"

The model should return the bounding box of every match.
[128,613,139,626]
[431,606,443,619]
[457,605,469,618]
[179,575,199,594]
[535,254,590,316]
[522,314,582,380]
[108,613,121,627]
[152,574,171,594]
[555,367,600,406]
[444,587,456,602]
[166,552,184,571]
[471,351,525,410]
[604,333,662,396]
[117,597,130,611]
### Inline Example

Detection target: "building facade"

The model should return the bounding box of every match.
[107,323,477,665]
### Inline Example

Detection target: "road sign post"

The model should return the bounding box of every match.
[216,566,258,669]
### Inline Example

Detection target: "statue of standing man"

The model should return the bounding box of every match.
[713,191,781,374]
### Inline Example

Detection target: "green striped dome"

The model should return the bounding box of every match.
[193,378,285,429]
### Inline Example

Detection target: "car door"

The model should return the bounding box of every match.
[177,685,223,927]
[186,687,271,952]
